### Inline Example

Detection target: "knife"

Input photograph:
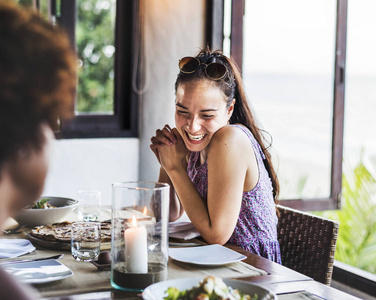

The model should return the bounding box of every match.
[0,254,64,265]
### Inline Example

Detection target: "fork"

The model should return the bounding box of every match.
[2,224,26,235]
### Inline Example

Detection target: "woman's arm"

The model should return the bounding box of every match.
[150,125,185,221]
[157,166,184,221]
[159,126,258,245]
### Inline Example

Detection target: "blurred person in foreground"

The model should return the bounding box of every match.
[0,2,76,299]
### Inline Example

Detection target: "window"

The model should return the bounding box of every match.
[220,0,347,210]
[26,0,138,138]
[344,0,376,166]
[75,0,116,114]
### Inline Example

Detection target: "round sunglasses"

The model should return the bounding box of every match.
[178,56,227,81]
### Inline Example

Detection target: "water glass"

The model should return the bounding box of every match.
[71,222,101,261]
[77,190,101,221]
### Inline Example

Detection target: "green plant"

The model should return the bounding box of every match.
[314,157,376,274]
[16,0,115,113]
[76,0,115,113]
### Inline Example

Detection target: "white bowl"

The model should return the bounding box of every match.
[13,197,79,226]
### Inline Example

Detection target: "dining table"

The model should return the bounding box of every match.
[0,215,361,300]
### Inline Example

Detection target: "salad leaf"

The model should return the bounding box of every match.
[163,277,258,300]
[31,198,51,209]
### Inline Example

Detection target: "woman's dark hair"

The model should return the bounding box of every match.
[175,48,280,202]
[0,2,77,167]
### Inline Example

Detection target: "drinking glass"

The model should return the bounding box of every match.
[77,190,101,221]
[111,181,169,291]
[71,222,101,261]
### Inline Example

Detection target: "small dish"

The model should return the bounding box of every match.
[90,251,111,270]
[90,260,111,271]
[169,244,246,265]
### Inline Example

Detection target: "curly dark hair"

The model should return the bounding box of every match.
[175,48,280,202]
[0,2,77,166]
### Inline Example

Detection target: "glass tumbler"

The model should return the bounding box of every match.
[71,222,101,261]
[111,181,169,291]
[77,190,102,222]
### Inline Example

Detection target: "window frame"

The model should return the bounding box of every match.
[206,0,224,51]
[56,0,138,138]
[209,0,347,211]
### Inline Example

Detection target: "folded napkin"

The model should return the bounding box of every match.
[0,239,36,259]
[169,221,200,240]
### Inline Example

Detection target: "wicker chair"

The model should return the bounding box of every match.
[277,205,339,285]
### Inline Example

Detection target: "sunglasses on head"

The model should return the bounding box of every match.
[178,56,227,81]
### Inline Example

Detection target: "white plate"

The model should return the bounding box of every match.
[169,244,246,265]
[142,278,277,300]
[3,259,73,284]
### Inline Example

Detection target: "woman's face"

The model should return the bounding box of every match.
[175,80,234,152]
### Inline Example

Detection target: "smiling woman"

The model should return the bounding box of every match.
[174,80,233,153]
[150,48,281,263]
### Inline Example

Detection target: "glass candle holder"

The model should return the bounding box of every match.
[111,181,169,292]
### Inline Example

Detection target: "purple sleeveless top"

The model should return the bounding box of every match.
[187,125,281,263]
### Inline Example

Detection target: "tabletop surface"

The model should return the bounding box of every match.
[0,219,361,300]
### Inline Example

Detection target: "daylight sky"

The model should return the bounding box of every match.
[242,0,376,76]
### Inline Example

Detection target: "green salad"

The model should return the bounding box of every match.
[164,276,258,300]
[28,198,55,209]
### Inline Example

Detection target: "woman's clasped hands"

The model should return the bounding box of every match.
[150,124,189,172]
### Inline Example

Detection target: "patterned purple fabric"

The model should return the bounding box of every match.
[187,125,281,263]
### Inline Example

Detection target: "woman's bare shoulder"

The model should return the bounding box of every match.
[211,124,250,146]
[208,125,253,161]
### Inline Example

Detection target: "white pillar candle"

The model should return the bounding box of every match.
[124,216,148,273]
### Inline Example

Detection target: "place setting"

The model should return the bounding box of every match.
[0,218,71,286]
[0,191,106,285]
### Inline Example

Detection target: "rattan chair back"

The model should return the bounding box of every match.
[277,205,339,285]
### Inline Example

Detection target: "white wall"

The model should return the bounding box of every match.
[43,138,139,206]
[42,0,205,206]
[139,0,206,182]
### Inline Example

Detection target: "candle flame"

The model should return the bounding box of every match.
[131,215,137,227]
[143,206,147,215]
